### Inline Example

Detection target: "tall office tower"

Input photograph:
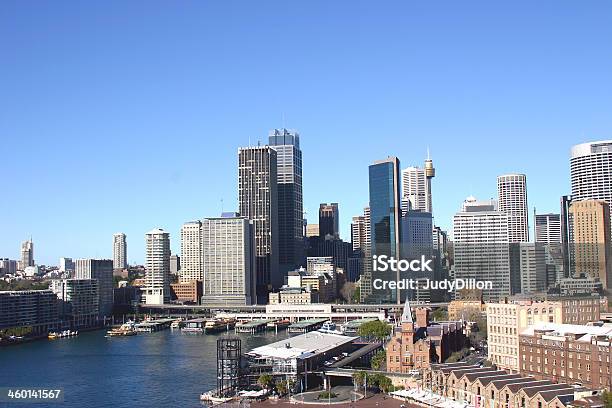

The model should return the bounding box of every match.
[358,206,372,301]
[238,146,279,301]
[560,195,573,277]
[112,233,127,270]
[400,155,436,214]
[534,213,561,244]
[351,215,367,252]
[74,258,113,317]
[569,200,612,288]
[400,211,433,260]
[180,220,203,283]
[0,259,17,276]
[59,257,74,274]
[201,214,255,306]
[571,140,612,225]
[268,129,304,274]
[319,203,339,239]
[453,196,511,301]
[497,174,529,242]
[400,211,433,302]
[369,157,402,303]
[170,255,180,275]
[517,242,547,294]
[20,239,34,269]
[144,228,171,305]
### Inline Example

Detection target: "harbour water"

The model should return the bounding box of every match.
[0,329,285,408]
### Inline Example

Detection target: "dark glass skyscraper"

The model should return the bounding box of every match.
[319,203,339,239]
[368,156,402,303]
[268,129,304,275]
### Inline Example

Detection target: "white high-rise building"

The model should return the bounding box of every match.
[145,228,170,305]
[201,215,255,306]
[74,258,113,317]
[570,140,612,228]
[534,213,561,244]
[453,196,510,301]
[112,233,127,270]
[180,221,203,283]
[497,174,529,243]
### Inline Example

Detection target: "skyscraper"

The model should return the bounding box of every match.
[534,213,561,244]
[497,174,529,242]
[453,196,510,301]
[112,233,127,270]
[570,140,612,226]
[59,257,74,274]
[401,155,435,214]
[201,214,256,306]
[560,195,573,277]
[20,239,34,270]
[238,146,279,301]
[268,129,304,274]
[369,157,402,302]
[319,203,339,239]
[74,258,113,317]
[144,228,171,305]
[569,200,612,288]
[180,220,203,283]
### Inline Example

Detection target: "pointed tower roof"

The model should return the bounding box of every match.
[401,297,413,323]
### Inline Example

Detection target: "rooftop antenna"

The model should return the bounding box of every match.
[427,146,431,160]
[282,112,286,130]
[221,198,224,214]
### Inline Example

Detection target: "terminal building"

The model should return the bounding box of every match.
[245,331,357,391]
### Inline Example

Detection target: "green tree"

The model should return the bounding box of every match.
[276,381,287,396]
[431,308,447,321]
[257,374,274,389]
[357,320,391,341]
[352,286,361,303]
[370,349,386,370]
[602,390,612,408]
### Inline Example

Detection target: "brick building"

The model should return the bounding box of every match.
[519,322,612,390]
[170,280,202,304]
[427,363,597,408]
[386,300,467,373]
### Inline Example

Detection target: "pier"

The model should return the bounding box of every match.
[235,319,271,334]
[287,318,328,333]
[134,318,174,333]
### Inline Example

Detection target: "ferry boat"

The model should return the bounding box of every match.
[204,318,236,334]
[106,322,137,337]
[48,330,78,340]
[318,321,343,334]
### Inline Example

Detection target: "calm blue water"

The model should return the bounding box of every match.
[0,329,285,408]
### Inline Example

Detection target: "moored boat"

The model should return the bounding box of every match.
[107,321,137,337]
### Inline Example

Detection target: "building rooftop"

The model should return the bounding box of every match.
[520,322,612,342]
[247,331,357,360]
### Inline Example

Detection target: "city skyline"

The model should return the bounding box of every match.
[3,2,612,265]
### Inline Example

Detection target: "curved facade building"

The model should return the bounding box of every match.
[570,140,612,217]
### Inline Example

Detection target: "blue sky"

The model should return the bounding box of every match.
[2,1,612,265]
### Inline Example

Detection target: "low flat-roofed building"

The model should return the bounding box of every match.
[170,280,202,304]
[245,331,357,391]
[268,287,319,304]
